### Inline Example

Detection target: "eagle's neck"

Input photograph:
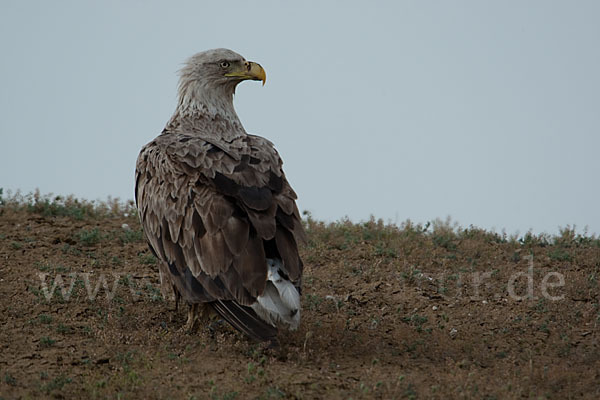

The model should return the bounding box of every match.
[167,80,246,141]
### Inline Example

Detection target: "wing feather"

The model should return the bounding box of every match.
[275,227,302,281]
[135,131,305,340]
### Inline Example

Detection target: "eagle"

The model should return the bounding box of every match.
[135,49,305,342]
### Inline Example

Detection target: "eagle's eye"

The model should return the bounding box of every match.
[219,61,230,69]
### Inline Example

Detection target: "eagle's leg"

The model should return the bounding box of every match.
[168,287,181,323]
[185,303,199,333]
[173,288,181,312]
[184,303,219,333]
[198,303,214,321]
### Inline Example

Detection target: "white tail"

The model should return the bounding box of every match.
[251,259,300,330]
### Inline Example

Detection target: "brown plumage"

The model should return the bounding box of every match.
[135,49,305,342]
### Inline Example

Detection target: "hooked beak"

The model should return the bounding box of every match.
[224,61,266,86]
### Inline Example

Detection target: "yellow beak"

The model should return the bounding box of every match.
[225,61,267,86]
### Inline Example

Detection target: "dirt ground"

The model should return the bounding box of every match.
[1,196,599,399]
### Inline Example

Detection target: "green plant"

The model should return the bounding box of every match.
[431,232,457,251]
[120,229,144,243]
[403,314,429,332]
[41,375,72,394]
[40,336,56,347]
[145,282,162,302]
[305,294,323,311]
[138,252,157,265]
[57,323,73,334]
[548,247,572,262]
[4,373,16,386]
[39,314,53,324]
[245,362,257,383]
[264,386,286,398]
[76,228,102,246]
[404,383,417,399]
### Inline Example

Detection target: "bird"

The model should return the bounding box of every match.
[135,49,305,343]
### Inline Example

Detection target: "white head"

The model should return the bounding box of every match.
[176,48,266,119]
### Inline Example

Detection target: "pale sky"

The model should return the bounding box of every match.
[1,0,599,235]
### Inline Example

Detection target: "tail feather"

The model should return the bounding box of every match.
[250,259,301,330]
[210,300,278,342]
[208,258,301,341]
[270,269,301,312]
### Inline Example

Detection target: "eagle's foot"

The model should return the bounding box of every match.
[184,303,218,333]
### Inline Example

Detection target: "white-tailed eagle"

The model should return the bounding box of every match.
[135,49,305,342]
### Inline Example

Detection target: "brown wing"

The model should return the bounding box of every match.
[135,132,305,311]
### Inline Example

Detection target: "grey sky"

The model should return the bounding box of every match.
[1,0,599,235]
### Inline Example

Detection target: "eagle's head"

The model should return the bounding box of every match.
[181,48,266,89]
[176,49,266,117]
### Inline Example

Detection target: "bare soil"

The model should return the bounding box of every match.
[1,200,599,399]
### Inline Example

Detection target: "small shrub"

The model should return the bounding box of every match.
[42,375,72,394]
[39,314,53,324]
[4,373,16,386]
[138,253,157,265]
[75,228,102,246]
[120,229,144,244]
[56,323,73,334]
[40,336,56,347]
[548,248,572,262]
